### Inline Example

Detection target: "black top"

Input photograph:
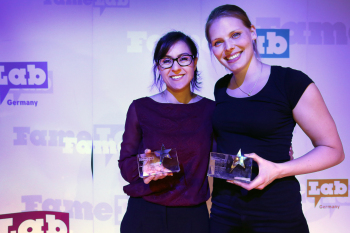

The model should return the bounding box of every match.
[213,66,313,163]
[212,66,313,200]
[119,97,215,206]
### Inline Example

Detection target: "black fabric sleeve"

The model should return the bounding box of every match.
[284,68,314,109]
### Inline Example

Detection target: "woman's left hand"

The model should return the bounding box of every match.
[289,146,294,160]
[227,153,281,190]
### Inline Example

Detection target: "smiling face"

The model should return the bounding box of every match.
[158,40,198,93]
[209,16,257,74]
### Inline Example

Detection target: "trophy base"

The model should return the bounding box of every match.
[137,147,180,178]
[207,152,253,184]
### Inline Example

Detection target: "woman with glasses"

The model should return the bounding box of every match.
[205,4,344,233]
[119,31,214,233]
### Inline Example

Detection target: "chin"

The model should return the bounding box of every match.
[228,61,247,73]
[169,84,191,92]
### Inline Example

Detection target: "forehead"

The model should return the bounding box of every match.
[209,16,247,39]
[166,40,191,57]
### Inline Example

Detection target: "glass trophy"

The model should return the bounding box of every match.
[137,144,180,178]
[207,149,253,183]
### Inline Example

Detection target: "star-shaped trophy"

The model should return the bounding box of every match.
[208,149,253,183]
[227,149,247,173]
[154,144,172,165]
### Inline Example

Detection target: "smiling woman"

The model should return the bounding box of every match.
[151,31,201,104]
[157,41,197,97]
[118,31,215,233]
[205,4,344,233]
[209,17,257,76]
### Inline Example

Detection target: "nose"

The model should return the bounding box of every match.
[224,40,235,54]
[171,60,182,74]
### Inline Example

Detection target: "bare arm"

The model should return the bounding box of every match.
[278,83,344,176]
[231,83,344,190]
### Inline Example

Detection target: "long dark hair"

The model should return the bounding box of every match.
[152,31,201,92]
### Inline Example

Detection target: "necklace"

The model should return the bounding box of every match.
[233,63,263,97]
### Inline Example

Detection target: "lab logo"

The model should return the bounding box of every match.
[0,62,48,105]
[307,179,348,207]
[256,29,289,58]
[0,211,69,233]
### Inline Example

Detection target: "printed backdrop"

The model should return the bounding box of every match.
[0,0,349,232]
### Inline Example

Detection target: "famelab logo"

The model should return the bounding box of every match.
[13,124,124,165]
[127,18,349,56]
[256,17,349,45]
[22,195,128,225]
[0,62,48,106]
[0,211,69,233]
[256,29,289,58]
[126,30,290,58]
[43,0,130,15]
[307,179,348,207]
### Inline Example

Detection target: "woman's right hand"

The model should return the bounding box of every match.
[143,149,173,184]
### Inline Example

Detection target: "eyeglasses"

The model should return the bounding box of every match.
[158,54,195,69]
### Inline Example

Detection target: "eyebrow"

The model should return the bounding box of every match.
[211,30,241,42]
[163,53,192,58]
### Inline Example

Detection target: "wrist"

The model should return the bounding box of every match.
[276,162,288,179]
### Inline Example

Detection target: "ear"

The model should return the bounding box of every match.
[250,24,257,40]
[193,57,198,69]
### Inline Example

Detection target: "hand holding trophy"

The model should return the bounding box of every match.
[208,149,253,183]
[137,145,180,184]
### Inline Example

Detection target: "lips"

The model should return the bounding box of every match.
[170,74,184,80]
[225,51,242,63]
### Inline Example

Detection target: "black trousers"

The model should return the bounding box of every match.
[121,197,210,233]
[209,177,309,233]
[210,210,309,233]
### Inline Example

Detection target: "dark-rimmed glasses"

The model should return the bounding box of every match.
[158,54,195,69]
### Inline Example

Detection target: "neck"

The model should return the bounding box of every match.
[164,88,193,104]
[233,57,261,85]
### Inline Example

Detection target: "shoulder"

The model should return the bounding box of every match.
[214,73,232,90]
[194,97,215,116]
[272,66,313,84]
[148,93,164,103]
[127,97,152,113]
[285,66,311,80]
[132,97,152,106]
[200,97,215,106]
[271,66,314,109]
[214,73,232,100]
